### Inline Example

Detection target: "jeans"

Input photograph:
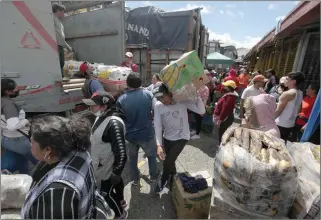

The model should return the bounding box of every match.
[161,139,187,187]
[278,126,293,143]
[2,136,38,165]
[218,114,234,144]
[194,113,203,135]
[127,137,157,182]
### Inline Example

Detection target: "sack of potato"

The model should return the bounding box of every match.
[287,142,320,219]
[159,50,204,92]
[95,65,131,93]
[63,60,84,77]
[213,126,298,218]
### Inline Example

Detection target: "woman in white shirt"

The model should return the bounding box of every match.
[1,79,37,173]
[152,83,205,193]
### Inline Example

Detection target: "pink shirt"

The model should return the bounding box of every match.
[252,94,280,137]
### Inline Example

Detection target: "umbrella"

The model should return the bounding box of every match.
[207,52,235,65]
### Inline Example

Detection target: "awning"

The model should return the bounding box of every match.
[206,52,235,65]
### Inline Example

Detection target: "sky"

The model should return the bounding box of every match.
[125,1,301,49]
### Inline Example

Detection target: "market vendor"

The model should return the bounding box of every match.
[121,52,139,72]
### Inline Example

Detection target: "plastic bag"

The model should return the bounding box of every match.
[159,50,203,92]
[172,83,198,102]
[213,127,298,218]
[1,209,22,219]
[287,142,320,219]
[1,174,32,209]
[95,65,131,92]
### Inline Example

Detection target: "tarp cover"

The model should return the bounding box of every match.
[125,6,194,50]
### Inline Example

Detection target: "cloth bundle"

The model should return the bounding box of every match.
[177,173,208,194]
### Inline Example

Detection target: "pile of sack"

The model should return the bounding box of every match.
[1,173,33,219]
[288,142,320,219]
[210,126,299,219]
[63,60,132,93]
[159,50,209,102]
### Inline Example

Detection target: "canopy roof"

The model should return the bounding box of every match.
[206,52,235,65]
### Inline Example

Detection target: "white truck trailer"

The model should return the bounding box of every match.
[0,0,125,117]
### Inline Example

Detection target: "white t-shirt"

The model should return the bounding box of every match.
[241,85,263,100]
[154,97,205,146]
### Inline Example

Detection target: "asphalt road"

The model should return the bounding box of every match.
[121,131,220,219]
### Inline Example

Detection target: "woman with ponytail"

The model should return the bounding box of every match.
[21,115,103,219]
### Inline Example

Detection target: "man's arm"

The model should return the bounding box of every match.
[239,88,248,119]
[102,119,127,175]
[275,91,295,118]
[154,103,163,147]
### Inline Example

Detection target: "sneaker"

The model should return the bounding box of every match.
[190,130,196,136]
[116,210,128,219]
[120,200,127,209]
[62,77,70,81]
[190,134,200,140]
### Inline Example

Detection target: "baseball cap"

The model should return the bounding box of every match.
[152,83,169,98]
[125,52,133,58]
[222,80,237,89]
[82,91,115,106]
[79,62,89,73]
[253,75,265,82]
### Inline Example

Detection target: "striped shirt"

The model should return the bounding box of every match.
[27,163,79,219]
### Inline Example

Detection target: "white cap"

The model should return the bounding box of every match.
[204,69,209,74]
[125,52,133,58]
[280,76,287,84]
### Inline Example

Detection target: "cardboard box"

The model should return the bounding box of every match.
[172,171,212,219]
[160,50,204,92]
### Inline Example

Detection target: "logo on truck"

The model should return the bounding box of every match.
[20,28,42,49]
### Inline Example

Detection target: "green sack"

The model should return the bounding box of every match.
[159,50,203,92]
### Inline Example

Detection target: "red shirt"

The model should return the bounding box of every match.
[296,96,317,126]
[214,92,237,121]
[120,61,138,72]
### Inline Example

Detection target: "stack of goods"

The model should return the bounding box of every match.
[1,174,33,219]
[172,171,212,219]
[210,126,298,219]
[64,48,74,61]
[288,142,320,219]
[159,50,209,102]
[63,60,84,77]
[63,61,132,93]
[95,65,132,92]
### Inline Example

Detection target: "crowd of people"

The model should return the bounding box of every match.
[1,59,320,219]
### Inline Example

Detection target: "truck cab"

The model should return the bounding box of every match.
[0,1,125,117]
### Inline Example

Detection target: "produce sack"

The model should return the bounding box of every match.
[172,83,198,102]
[95,65,131,93]
[213,126,298,218]
[159,50,204,92]
[288,142,320,219]
[210,188,269,219]
[1,174,32,209]
[63,60,84,77]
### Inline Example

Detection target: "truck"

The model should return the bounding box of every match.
[0,1,208,118]
[0,0,125,117]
